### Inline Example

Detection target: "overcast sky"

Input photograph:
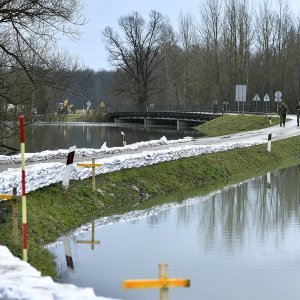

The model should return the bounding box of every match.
[57,0,300,71]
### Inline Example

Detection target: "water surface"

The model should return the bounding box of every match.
[5,122,201,152]
[49,164,300,300]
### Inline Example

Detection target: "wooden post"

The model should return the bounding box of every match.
[12,187,18,246]
[76,160,102,192]
[92,157,96,192]
[159,264,169,300]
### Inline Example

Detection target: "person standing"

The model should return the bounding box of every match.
[278,101,288,127]
[212,100,218,114]
[297,100,300,126]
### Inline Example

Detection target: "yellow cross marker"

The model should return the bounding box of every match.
[76,163,102,167]
[0,194,22,201]
[0,194,14,200]
[123,264,190,300]
[76,221,100,250]
[123,278,190,289]
[77,157,102,191]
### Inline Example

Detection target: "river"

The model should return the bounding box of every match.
[48,164,300,300]
[4,122,202,152]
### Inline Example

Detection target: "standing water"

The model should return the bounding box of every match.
[5,122,202,152]
[49,164,300,300]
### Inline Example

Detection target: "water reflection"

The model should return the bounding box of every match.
[5,122,202,152]
[49,164,300,300]
[76,221,100,250]
[62,236,74,270]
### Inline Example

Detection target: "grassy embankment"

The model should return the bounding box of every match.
[0,114,299,278]
[195,114,280,136]
[55,110,101,122]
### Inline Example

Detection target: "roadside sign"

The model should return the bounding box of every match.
[253,94,261,101]
[275,91,282,98]
[263,94,270,102]
[87,101,91,107]
[275,91,282,103]
[235,85,247,102]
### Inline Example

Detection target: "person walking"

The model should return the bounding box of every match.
[297,100,300,126]
[278,101,288,127]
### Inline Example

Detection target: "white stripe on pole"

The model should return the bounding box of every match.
[267,134,272,152]
[62,146,76,190]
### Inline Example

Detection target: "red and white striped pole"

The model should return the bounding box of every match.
[19,115,27,262]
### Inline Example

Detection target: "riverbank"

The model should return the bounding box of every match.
[54,110,103,122]
[1,133,300,278]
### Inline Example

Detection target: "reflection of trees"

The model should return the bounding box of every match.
[176,204,196,227]
[8,123,200,152]
[182,165,300,252]
[147,209,171,227]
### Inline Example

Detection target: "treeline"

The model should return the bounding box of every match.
[102,0,300,112]
[2,0,300,122]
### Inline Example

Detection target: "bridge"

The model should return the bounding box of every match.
[106,105,222,128]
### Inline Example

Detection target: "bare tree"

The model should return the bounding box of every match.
[0,0,85,148]
[199,0,223,102]
[178,12,200,104]
[103,11,167,105]
[222,0,252,101]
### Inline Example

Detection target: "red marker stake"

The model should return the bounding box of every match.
[20,115,27,262]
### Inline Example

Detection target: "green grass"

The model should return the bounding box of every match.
[1,135,300,278]
[196,114,280,137]
[52,110,100,122]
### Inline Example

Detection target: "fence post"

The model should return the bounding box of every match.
[12,187,18,246]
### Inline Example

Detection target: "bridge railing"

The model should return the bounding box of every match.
[107,104,216,114]
[107,103,279,115]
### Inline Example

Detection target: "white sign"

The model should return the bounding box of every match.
[275,97,282,103]
[263,93,270,102]
[235,85,247,102]
[275,91,282,98]
[253,94,261,102]
[87,101,92,107]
